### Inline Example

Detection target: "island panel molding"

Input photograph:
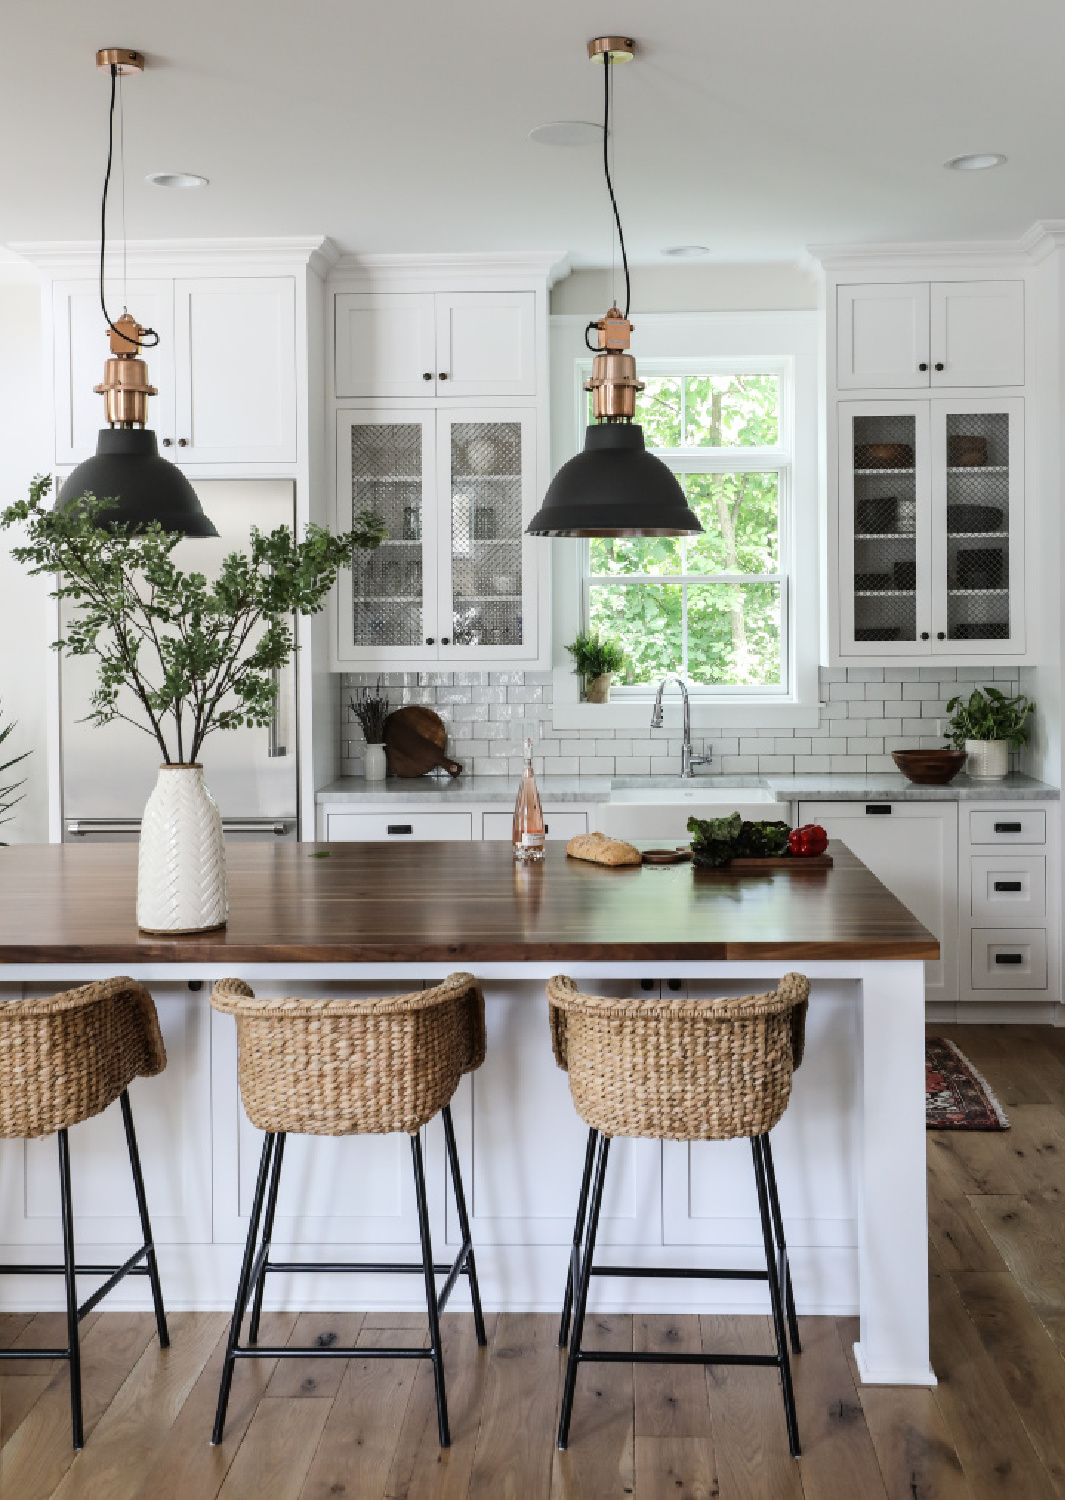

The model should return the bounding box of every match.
[0,842,938,966]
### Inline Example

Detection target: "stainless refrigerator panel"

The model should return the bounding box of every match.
[60,480,299,830]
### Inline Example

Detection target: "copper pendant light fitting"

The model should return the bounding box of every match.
[587,36,635,63]
[94,313,158,428]
[96,48,144,74]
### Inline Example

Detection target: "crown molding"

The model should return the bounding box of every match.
[806,230,1050,274]
[328,250,571,291]
[8,237,336,276]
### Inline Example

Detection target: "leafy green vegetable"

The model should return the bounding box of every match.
[687,813,791,868]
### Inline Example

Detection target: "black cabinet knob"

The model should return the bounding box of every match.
[920,631,930,640]
[441,637,450,645]
[178,437,188,447]
[422,372,433,381]
[934,362,945,372]
[918,362,928,372]
[425,637,435,645]
[162,437,172,448]
[937,631,946,640]
[438,372,449,381]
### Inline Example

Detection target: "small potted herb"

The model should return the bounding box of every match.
[350,680,390,780]
[564,630,626,703]
[945,685,1033,780]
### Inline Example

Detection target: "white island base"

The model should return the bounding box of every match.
[0,959,933,1388]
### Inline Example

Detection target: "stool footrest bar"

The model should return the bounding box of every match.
[0,1263,151,1277]
[0,1347,71,1361]
[591,1265,768,1281]
[232,1345,433,1361]
[579,1349,780,1367]
[76,1246,150,1321]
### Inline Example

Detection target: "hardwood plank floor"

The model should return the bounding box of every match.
[3,1025,1065,1499]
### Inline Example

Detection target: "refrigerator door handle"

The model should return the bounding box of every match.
[66,820,141,836]
[223,820,292,836]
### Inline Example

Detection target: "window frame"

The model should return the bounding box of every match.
[548,311,821,731]
[582,357,793,697]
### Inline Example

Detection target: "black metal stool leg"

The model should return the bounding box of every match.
[441,1105,486,1347]
[412,1131,450,1447]
[559,1126,597,1348]
[753,1136,801,1458]
[762,1134,801,1355]
[57,1128,84,1451]
[558,1132,610,1451]
[248,1132,286,1346]
[212,1132,275,1445]
[119,1089,169,1350]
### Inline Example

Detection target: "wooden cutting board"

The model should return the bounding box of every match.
[383,706,463,778]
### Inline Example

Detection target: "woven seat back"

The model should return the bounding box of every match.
[0,978,167,1139]
[211,973,485,1136]
[547,973,810,1142]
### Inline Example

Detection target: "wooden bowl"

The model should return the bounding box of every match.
[858,442,914,469]
[891,749,967,785]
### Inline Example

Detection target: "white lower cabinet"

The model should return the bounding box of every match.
[481,809,588,841]
[319,803,593,843]
[798,800,960,1003]
[961,801,1058,1004]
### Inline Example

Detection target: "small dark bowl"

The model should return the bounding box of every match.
[892,748,968,785]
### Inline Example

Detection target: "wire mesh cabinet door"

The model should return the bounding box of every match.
[930,397,1024,655]
[437,409,539,661]
[838,401,933,656]
[334,409,440,663]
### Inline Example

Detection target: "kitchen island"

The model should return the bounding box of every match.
[0,840,938,1386]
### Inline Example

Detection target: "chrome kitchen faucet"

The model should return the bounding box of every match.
[650,677,713,778]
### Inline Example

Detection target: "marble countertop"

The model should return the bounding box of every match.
[317,771,1058,804]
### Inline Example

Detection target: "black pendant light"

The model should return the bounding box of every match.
[527,37,701,539]
[57,50,217,538]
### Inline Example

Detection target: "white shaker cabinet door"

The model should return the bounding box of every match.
[334,293,437,398]
[798,800,959,1002]
[836,283,931,390]
[435,292,536,397]
[930,281,1025,388]
[53,279,176,466]
[174,277,297,463]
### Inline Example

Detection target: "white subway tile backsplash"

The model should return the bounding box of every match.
[337,665,1017,781]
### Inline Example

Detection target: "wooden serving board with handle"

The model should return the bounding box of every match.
[383,706,463,779]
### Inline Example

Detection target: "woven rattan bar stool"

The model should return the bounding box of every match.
[548,971,811,1456]
[210,972,487,1449]
[0,977,169,1449]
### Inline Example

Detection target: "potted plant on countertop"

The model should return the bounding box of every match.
[2,475,385,931]
[349,680,390,781]
[564,629,626,703]
[946,685,1034,780]
[0,703,29,846]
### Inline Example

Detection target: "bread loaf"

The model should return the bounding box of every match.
[566,831,642,867]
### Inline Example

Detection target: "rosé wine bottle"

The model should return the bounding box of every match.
[512,736,545,862]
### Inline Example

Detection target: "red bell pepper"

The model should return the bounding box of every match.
[788,824,829,857]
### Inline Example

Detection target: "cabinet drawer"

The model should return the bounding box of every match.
[970,857,1046,924]
[969,809,1045,845]
[325,812,473,842]
[970,928,1047,990]
[481,810,588,842]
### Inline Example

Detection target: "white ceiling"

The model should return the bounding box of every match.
[4,0,1065,266]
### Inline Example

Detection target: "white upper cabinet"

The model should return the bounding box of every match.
[334,291,535,399]
[434,292,536,396]
[930,281,1025,388]
[53,275,298,468]
[173,278,297,463]
[837,280,1024,391]
[837,282,931,390]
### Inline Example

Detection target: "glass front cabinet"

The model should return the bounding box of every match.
[334,407,539,664]
[838,398,1024,657]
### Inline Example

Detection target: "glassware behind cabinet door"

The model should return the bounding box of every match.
[512,736,545,862]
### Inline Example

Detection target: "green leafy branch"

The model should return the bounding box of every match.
[0,705,29,845]
[2,475,386,766]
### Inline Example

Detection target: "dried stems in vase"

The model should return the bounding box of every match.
[350,680,390,744]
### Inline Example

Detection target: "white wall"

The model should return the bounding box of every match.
[0,279,52,842]
[550,261,819,315]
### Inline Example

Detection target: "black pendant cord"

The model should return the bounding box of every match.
[584,54,632,353]
[101,64,158,349]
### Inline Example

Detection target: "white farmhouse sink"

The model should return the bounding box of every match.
[600,783,783,841]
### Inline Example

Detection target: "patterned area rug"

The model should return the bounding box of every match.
[926,1037,1010,1130]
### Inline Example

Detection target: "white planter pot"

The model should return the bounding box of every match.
[364,743,387,781]
[965,738,1010,780]
[137,765,228,934]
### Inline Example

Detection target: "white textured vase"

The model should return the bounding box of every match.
[364,743,387,781]
[965,738,1010,780]
[137,765,228,933]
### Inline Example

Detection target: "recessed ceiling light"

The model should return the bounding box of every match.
[944,153,1006,171]
[146,171,209,189]
[662,245,711,259]
[529,121,602,148]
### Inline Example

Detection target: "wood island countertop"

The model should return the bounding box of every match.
[0,840,938,965]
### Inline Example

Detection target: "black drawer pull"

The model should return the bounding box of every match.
[387,824,413,836]
[994,822,1022,833]
[994,881,1023,892]
[866,804,892,815]
[994,953,1024,965]
[641,979,655,992]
